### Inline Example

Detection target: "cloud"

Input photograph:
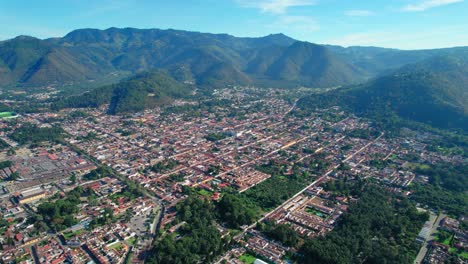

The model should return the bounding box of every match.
[402,0,464,12]
[237,0,316,14]
[344,10,375,16]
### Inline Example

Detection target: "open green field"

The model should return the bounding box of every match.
[109,242,123,251]
[63,229,85,240]
[0,112,13,118]
[126,236,137,245]
[198,189,212,197]
[459,251,468,259]
[0,112,16,118]
[239,254,257,264]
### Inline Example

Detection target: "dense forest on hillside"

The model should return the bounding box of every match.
[300,186,428,264]
[51,70,191,114]
[409,162,468,217]
[0,28,370,89]
[297,57,468,132]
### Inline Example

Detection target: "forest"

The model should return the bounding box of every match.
[148,196,227,264]
[409,162,467,217]
[36,187,92,231]
[9,123,64,145]
[300,185,428,264]
[82,166,113,180]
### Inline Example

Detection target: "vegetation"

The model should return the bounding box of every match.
[410,184,466,218]
[297,56,468,131]
[258,221,299,247]
[9,123,64,144]
[149,196,227,264]
[205,132,229,142]
[409,162,467,217]
[7,171,20,181]
[36,186,92,231]
[239,254,257,264]
[150,159,179,173]
[232,160,317,211]
[412,162,467,192]
[82,166,112,181]
[107,70,191,114]
[111,180,144,201]
[89,207,114,228]
[0,28,370,90]
[216,194,259,228]
[0,138,9,150]
[52,70,191,114]
[0,160,13,170]
[300,186,428,264]
[346,129,380,140]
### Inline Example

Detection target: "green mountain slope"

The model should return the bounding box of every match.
[107,70,191,114]
[0,28,359,89]
[2,28,468,90]
[297,55,468,131]
[327,45,468,77]
[262,42,364,87]
[52,70,191,114]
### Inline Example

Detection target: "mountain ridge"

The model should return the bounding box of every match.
[297,55,468,131]
[6,27,468,89]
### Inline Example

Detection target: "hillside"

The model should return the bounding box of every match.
[326,45,468,77]
[248,41,363,87]
[297,55,468,131]
[0,28,363,89]
[52,70,191,114]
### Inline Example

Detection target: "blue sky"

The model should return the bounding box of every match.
[1,0,467,49]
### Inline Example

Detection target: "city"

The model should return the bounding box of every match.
[0,87,466,263]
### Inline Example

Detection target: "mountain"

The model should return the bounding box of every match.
[0,28,362,89]
[297,55,468,131]
[0,35,114,88]
[52,69,191,114]
[255,42,363,87]
[326,45,468,77]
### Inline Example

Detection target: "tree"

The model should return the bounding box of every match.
[8,171,20,181]
[260,222,299,247]
[70,174,77,184]
[216,194,258,228]
[7,147,16,156]
[299,185,428,264]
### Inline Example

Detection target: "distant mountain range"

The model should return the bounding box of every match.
[2,27,468,130]
[297,55,468,131]
[2,27,468,90]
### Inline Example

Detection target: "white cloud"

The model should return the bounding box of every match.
[344,10,375,16]
[402,0,464,12]
[237,0,316,14]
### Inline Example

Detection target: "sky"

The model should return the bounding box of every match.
[0,0,467,49]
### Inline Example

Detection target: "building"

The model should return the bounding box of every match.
[16,187,47,204]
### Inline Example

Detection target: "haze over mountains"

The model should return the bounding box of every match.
[1,27,468,131]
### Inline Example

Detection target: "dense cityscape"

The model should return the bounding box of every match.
[0,87,466,263]
[0,1,467,263]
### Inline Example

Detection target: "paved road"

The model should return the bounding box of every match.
[414,213,446,264]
